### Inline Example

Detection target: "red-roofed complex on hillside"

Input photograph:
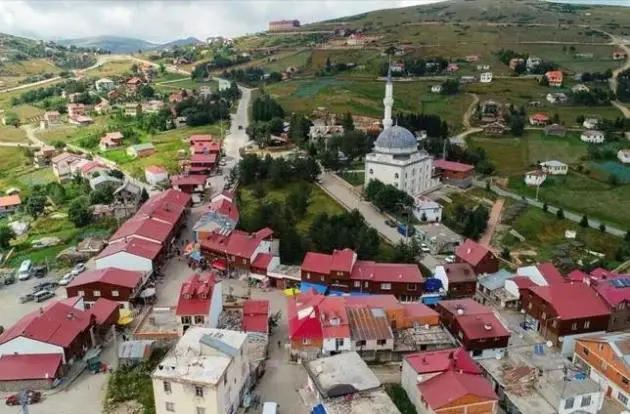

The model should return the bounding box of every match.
[455,239,499,275]
[300,248,424,300]
[401,347,497,413]
[242,300,270,334]
[520,283,610,346]
[191,140,221,155]
[437,299,510,359]
[175,273,222,335]
[66,267,147,310]
[591,275,630,331]
[184,153,218,175]
[432,159,475,188]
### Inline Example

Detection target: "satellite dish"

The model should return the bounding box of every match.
[546,341,553,347]
[495,354,502,360]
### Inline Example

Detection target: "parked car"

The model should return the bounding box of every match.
[1,270,16,285]
[238,125,243,130]
[5,390,42,406]
[397,224,415,237]
[17,260,32,281]
[385,219,397,228]
[57,272,74,286]
[32,265,48,279]
[70,262,86,276]
[445,255,455,264]
[420,244,431,253]
[19,293,35,303]
[33,279,56,292]
[34,289,55,303]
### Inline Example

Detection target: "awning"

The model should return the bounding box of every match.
[190,251,203,262]
[283,287,301,297]
[328,289,349,297]
[249,273,267,282]
[117,309,134,325]
[212,259,226,270]
[300,281,328,295]
[139,288,156,298]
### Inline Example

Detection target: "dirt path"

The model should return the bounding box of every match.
[601,31,630,118]
[479,198,505,247]
[462,93,479,129]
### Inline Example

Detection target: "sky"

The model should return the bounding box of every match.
[0,0,445,43]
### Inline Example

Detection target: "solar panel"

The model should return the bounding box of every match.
[611,279,625,288]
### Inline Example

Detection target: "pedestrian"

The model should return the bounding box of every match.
[277,340,281,349]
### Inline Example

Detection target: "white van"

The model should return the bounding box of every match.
[262,402,278,414]
[18,260,32,281]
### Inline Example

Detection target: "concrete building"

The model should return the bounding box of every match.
[581,130,605,144]
[540,160,568,175]
[524,170,547,186]
[412,196,442,223]
[152,328,251,414]
[175,273,223,335]
[364,67,439,196]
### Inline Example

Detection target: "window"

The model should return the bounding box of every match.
[302,338,311,345]
[78,290,85,297]
[196,408,206,414]
[194,386,204,397]
[564,397,575,409]
[163,381,171,393]
[93,290,101,297]
[407,284,417,291]
[242,259,247,265]
[194,315,205,324]
[584,320,590,329]
[364,281,369,287]
[583,347,589,356]
[541,312,546,320]
[354,281,361,288]
[223,374,227,386]
[623,377,629,385]
[472,349,482,357]
[581,395,591,407]
[552,320,558,328]
[377,339,386,346]
[618,392,628,404]
[528,302,532,309]
[380,283,392,290]
[619,302,626,310]
[394,173,399,179]
[306,273,310,280]
[112,290,119,297]
[181,316,192,325]
[335,338,344,348]
[602,361,608,370]
[165,402,175,412]
[369,169,373,175]
[356,340,366,347]
[571,322,578,330]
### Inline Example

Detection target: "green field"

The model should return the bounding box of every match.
[0,125,29,142]
[153,78,218,93]
[87,60,134,77]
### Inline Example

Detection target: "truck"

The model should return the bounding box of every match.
[397,223,415,237]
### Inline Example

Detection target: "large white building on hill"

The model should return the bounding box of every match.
[364,68,440,195]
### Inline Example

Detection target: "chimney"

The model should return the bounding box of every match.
[467,248,471,254]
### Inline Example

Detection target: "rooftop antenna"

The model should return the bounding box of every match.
[442,139,448,160]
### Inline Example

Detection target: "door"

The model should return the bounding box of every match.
[607,386,612,397]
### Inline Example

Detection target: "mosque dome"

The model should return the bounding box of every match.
[374,125,417,153]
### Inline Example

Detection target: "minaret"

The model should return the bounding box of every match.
[382,64,394,129]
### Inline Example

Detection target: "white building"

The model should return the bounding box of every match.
[524,170,546,186]
[431,84,442,93]
[480,72,493,83]
[95,78,115,92]
[618,149,630,164]
[581,130,605,144]
[145,165,169,186]
[95,237,159,273]
[152,328,251,414]
[572,84,590,93]
[547,92,569,104]
[540,160,568,175]
[413,195,442,222]
[526,56,542,71]
[309,125,344,141]
[582,118,599,129]
[365,67,440,196]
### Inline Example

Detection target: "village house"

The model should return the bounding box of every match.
[529,112,550,126]
[0,195,21,217]
[613,49,627,61]
[546,92,569,104]
[125,77,144,94]
[446,63,459,73]
[479,100,501,123]
[517,262,567,286]
[618,149,630,164]
[142,100,165,114]
[95,78,115,92]
[402,347,498,414]
[483,121,507,136]
[81,161,110,179]
[433,263,477,299]
[0,354,63,392]
[465,55,479,62]
[545,71,564,87]
[301,248,424,300]
[241,300,270,335]
[175,273,223,335]
[124,103,142,117]
[199,228,276,275]
[509,57,525,70]
[520,283,610,348]
[190,137,221,155]
[573,332,630,410]
[480,72,493,83]
[144,165,168,186]
[581,130,605,144]
[475,270,520,309]
[107,90,121,101]
[346,33,365,46]
[95,237,162,274]
[430,84,442,94]
[151,328,251,414]
[40,111,61,129]
[33,144,56,167]
[94,101,109,114]
[572,84,590,93]
[99,131,124,151]
[67,103,85,119]
[432,159,474,188]
[540,160,568,175]
[51,152,88,181]
[127,143,155,158]
[192,192,239,240]
[304,352,401,414]
[170,174,208,203]
[269,19,300,31]
[455,239,499,275]
[460,75,476,84]
[543,123,567,137]
[66,267,147,310]
[583,118,599,129]
[412,195,442,223]
[590,275,630,331]
[524,170,547,186]
[436,299,511,360]
[526,56,542,71]
[309,125,344,141]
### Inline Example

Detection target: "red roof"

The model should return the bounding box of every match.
[110,216,172,244]
[405,347,481,375]
[344,294,401,310]
[242,300,270,334]
[89,298,120,325]
[403,303,439,320]
[96,237,162,261]
[226,230,266,258]
[207,197,239,222]
[510,276,536,290]
[319,297,351,339]
[255,227,274,240]
[191,153,218,164]
[137,189,190,225]
[0,354,62,381]
[531,113,549,121]
[536,263,565,284]
[546,71,563,81]
[567,269,588,283]
[176,273,216,316]
[67,267,144,289]
[171,174,207,187]
[288,295,324,340]
[443,263,476,283]
[0,301,92,348]
[593,275,630,307]
[145,165,167,174]
[192,141,221,154]
[301,252,333,275]
[455,239,493,267]
[189,134,216,143]
[351,260,424,284]
[81,161,106,174]
[457,313,510,340]
[433,159,474,173]
[530,283,610,319]
[0,194,21,208]
[419,371,497,410]
[590,268,619,280]
[251,253,273,270]
[331,248,355,273]
[439,298,491,317]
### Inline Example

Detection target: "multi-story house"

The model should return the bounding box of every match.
[591,275,630,331]
[436,299,510,359]
[175,273,223,335]
[433,263,477,299]
[573,332,630,410]
[152,328,250,414]
[199,228,276,275]
[51,152,87,181]
[520,283,610,347]
[455,239,499,275]
[66,268,147,310]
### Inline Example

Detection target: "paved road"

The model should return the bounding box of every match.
[475,180,626,238]
[318,173,441,270]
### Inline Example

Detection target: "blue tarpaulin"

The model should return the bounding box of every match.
[190,251,203,262]
[311,403,326,414]
[300,281,328,294]
[350,291,370,296]
[328,289,349,296]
